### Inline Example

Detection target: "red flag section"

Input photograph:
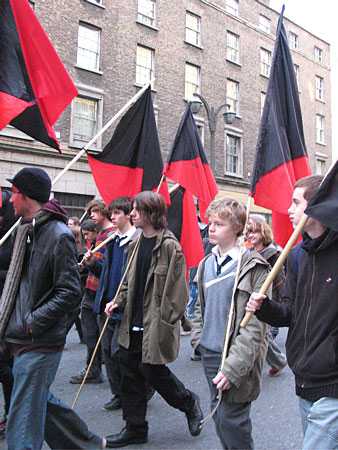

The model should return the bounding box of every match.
[250,8,311,246]
[167,187,204,269]
[87,87,169,205]
[0,0,77,150]
[164,104,217,221]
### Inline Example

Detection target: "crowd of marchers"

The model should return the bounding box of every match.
[0,167,337,450]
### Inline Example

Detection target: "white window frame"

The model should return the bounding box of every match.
[259,15,271,34]
[70,87,103,150]
[185,11,201,47]
[294,64,300,90]
[224,131,243,177]
[260,48,271,77]
[315,76,324,101]
[137,0,156,27]
[315,114,325,145]
[185,62,201,101]
[314,46,323,63]
[226,79,240,115]
[225,0,239,16]
[77,23,101,72]
[226,31,240,64]
[135,45,155,87]
[289,31,299,50]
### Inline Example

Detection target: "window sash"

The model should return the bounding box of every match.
[314,46,323,63]
[225,135,240,175]
[136,46,154,85]
[185,12,201,46]
[185,63,200,100]
[260,49,271,77]
[225,0,239,16]
[73,98,98,142]
[260,92,266,116]
[226,32,239,63]
[259,15,271,34]
[226,80,239,114]
[77,25,100,71]
[316,115,325,143]
[315,76,324,100]
[289,32,298,49]
[137,0,155,26]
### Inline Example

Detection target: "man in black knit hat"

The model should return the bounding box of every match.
[1,167,104,450]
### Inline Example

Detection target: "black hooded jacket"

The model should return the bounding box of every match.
[4,200,81,347]
[257,229,338,401]
[0,191,16,295]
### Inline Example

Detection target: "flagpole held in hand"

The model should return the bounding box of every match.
[240,213,308,328]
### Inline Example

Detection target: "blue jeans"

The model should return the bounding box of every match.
[299,397,338,450]
[186,282,198,319]
[6,351,101,450]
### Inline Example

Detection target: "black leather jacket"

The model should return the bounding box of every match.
[5,210,81,347]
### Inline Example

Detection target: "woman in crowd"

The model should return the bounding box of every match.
[246,214,287,376]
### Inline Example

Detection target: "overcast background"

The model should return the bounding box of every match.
[269,0,337,162]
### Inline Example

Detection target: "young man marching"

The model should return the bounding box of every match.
[93,197,139,411]
[192,198,270,450]
[105,191,203,448]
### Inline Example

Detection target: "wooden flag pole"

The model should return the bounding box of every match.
[0,82,152,249]
[240,213,308,328]
[72,174,162,408]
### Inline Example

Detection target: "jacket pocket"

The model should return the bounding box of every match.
[158,319,178,361]
[153,265,167,297]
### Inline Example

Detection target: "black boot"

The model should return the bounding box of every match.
[106,426,148,448]
[184,391,203,436]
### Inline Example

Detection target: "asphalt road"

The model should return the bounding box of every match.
[29,327,303,450]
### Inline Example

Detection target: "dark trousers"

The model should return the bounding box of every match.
[98,315,121,397]
[0,357,13,416]
[81,306,102,375]
[119,331,192,431]
[200,346,254,450]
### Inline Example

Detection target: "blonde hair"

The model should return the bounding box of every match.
[248,214,273,246]
[206,197,246,237]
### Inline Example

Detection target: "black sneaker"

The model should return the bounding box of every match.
[103,396,122,411]
[106,427,148,448]
[185,392,203,436]
[70,369,103,384]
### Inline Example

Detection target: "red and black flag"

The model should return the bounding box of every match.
[164,104,218,220]
[305,161,338,231]
[87,86,169,205]
[167,186,204,269]
[0,0,77,150]
[250,7,311,246]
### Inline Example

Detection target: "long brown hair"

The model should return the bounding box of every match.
[134,191,167,230]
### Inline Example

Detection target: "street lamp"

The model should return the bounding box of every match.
[190,93,236,172]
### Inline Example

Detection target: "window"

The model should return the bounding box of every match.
[294,64,300,89]
[54,193,94,218]
[260,48,271,77]
[225,0,239,16]
[136,45,155,86]
[71,96,100,147]
[226,79,240,115]
[137,0,156,27]
[260,92,266,116]
[226,31,240,64]
[185,63,200,100]
[289,31,299,50]
[77,23,101,72]
[315,158,326,175]
[315,114,325,144]
[185,11,201,47]
[314,46,323,63]
[259,15,271,34]
[225,134,241,176]
[315,76,324,101]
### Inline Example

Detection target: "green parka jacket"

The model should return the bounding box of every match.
[115,229,188,365]
[192,249,271,403]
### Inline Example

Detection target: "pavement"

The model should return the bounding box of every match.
[31,326,303,450]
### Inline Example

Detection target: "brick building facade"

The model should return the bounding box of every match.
[0,0,332,216]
